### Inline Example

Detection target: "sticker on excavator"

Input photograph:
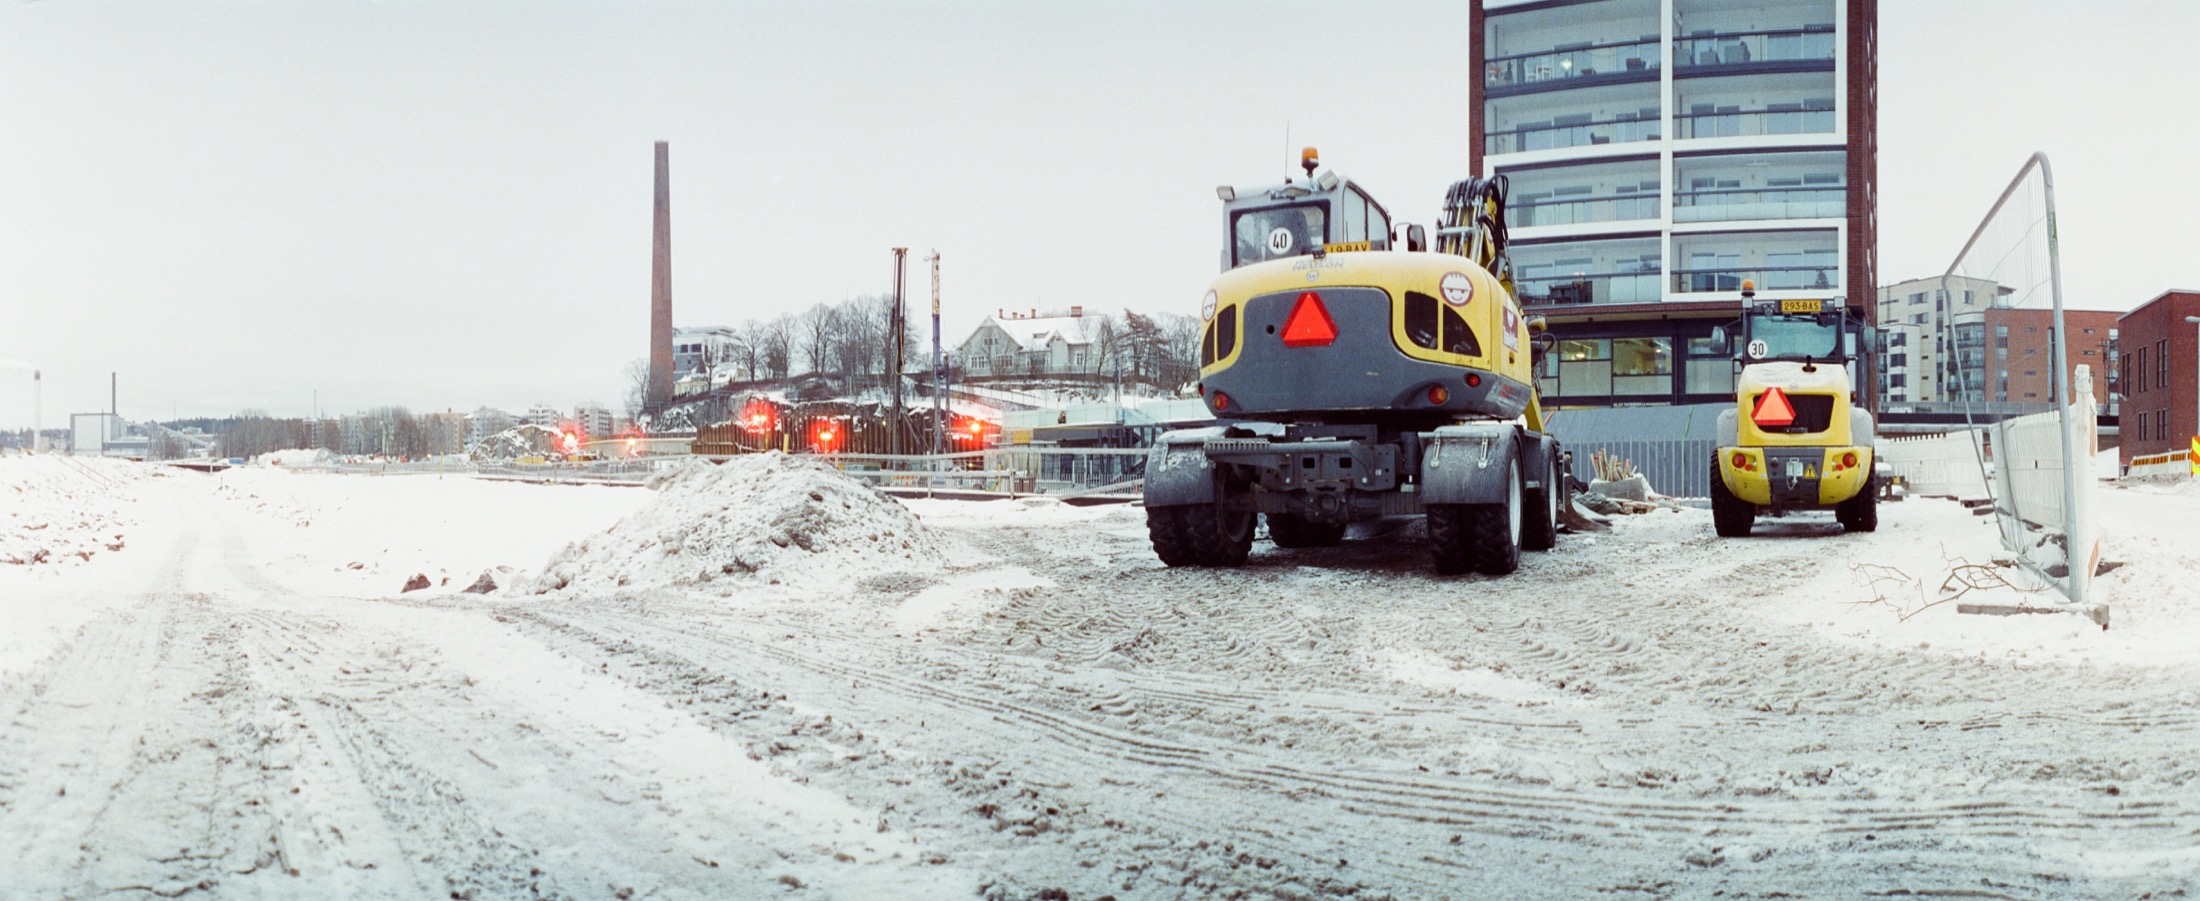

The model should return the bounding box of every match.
[1780,299,1824,313]
[1324,240,1372,253]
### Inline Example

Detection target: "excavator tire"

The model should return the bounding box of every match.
[1147,506,1200,567]
[1467,451,1524,575]
[1709,464,1755,537]
[1427,505,1476,575]
[1185,503,1254,566]
[1522,451,1560,552]
[1267,513,1346,549]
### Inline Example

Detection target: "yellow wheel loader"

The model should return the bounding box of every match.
[1708,284,1877,537]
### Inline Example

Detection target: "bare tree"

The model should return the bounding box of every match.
[622,358,651,418]
[1092,314,1123,377]
[797,303,842,380]
[760,317,794,379]
[1158,313,1203,387]
[733,320,767,383]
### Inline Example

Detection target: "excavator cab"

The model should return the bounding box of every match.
[1216,147,1392,270]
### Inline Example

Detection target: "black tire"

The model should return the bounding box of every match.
[1521,446,1560,552]
[1147,506,1199,567]
[1837,476,1879,532]
[1709,463,1755,538]
[1184,502,1254,567]
[1267,513,1346,548]
[1427,505,1475,575]
[1467,450,1524,575]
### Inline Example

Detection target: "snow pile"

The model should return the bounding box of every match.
[470,423,562,460]
[531,453,937,593]
[1,456,157,565]
[257,447,334,467]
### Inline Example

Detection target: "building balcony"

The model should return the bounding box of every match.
[1484,37,1660,96]
[1517,271,1665,306]
[1512,195,1661,228]
[1486,116,1661,155]
[1674,105,1835,139]
[1672,264,1836,294]
[1671,186,1843,222]
[1673,26,1837,73]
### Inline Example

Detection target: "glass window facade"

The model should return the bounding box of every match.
[1511,237,1662,306]
[1673,151,1844,222]
[1503,158,1661,227]
[1672,230,1838,294]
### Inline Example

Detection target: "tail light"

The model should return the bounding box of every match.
[1212,391,1231,411]
[1428,385,1449,405]
[1731,452,1752,471]
[1842,451,1858,469]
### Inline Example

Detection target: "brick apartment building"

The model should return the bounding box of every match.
[2117,290,2200,471]
[1975,307,2121,408]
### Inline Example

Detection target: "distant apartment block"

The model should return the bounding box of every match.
[1472,0,1877,408]
[1874,274,2003,405]
[2116,290,2200,470]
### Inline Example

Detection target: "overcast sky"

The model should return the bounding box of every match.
[4,0,2196,429]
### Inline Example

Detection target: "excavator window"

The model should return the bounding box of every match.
[1744,305,1843,361]
[1232,204,1327,267]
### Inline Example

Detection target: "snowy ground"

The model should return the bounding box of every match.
[2,454,2197,899]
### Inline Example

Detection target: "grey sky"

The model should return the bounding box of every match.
[3,1,2194,429]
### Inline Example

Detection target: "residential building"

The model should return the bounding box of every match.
[1472,0,1877,409]
[573,403,614,441]
[1977,307,2120,409]
[954,307,1110,378]
[2116,290,2200,471]
[467,407,516,449]
[673,326,744,379]
[1873,274,2005,405]
[524,405,562,431]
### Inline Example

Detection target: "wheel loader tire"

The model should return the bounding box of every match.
[1522,449,1560,552]
[1184,501,1254,567]
[1838,475,1879,533]
[1267,513,1345,548]
[1468,451,1524,575]
[1147,506,1200,567]
[1709,464,1755,538]
[1427,505,1476,575]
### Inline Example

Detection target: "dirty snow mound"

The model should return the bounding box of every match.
[532,453,937,593]
[1,456,158,565]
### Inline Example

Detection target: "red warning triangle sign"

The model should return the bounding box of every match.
[1280,291,1338,348]
[1752,387,1796,428]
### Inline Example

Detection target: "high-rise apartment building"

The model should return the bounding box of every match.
[1471,0,1877,408]
[1874,274,2003,405]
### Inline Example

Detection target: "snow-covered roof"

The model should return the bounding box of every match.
[978,313,1106,353]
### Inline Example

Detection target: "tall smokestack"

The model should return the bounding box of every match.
[646,141,674,414]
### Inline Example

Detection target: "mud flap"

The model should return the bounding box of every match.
[1420,424,1520,506]
[1142,427,1227,508]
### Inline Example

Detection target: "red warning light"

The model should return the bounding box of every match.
[1752,388,1797,428]
[560,431,580,454]
[1280,292,1338,348]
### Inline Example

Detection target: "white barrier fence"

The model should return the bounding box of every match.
[1987,367,2099,603]
[2125,450,2195,480]
[1877,429,1989,499]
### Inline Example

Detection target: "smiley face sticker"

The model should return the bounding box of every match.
[1440,272,1474,307]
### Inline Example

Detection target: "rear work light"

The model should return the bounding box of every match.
[1280,292,1339,348]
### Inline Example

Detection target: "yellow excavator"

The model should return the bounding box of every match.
[1143,148,1564,575]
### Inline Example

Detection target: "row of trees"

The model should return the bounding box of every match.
[210,407,468,460]
[629,300,1207,416]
